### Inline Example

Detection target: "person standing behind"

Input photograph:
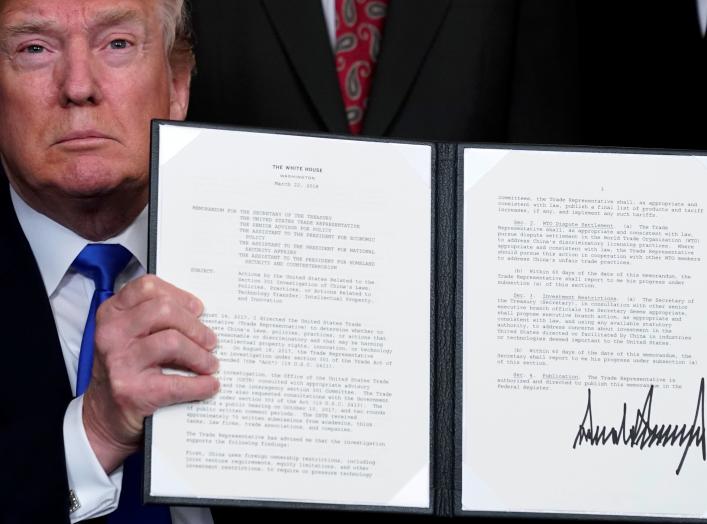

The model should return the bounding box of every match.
[187,0,580,145]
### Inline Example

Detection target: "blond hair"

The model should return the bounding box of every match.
[159,0,195,72]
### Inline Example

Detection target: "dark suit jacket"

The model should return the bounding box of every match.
[188,0,580,144]
[0,179,76,523]
[579,0,707,149]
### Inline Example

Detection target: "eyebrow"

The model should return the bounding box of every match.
[1,7,146,40]
[3,18,62,38]
[89,8,147,34]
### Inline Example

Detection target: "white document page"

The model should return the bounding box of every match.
[150,124,431,508]
[462,148,707,518]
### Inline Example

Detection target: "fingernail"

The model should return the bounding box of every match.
[206,329,218,349]
[190,298,203,315]
[210,355,220,373]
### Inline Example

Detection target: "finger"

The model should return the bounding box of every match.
[135,329,219,374]
[118,296,217,349]
[149,374,220,407]
[111,275,203,315]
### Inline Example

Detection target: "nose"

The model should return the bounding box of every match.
[57,39,103,107]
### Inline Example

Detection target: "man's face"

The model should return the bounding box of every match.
[0,0,189,206]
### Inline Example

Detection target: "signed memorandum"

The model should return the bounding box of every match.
[461,149,707,518]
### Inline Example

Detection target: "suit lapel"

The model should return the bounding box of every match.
[363,0,452,136]
[262,0,349,134]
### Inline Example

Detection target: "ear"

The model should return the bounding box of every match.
[168,61,192,121]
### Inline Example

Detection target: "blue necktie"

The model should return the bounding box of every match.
[71,244,171,524]
[73,244,133,395]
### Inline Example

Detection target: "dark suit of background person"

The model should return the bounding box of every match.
[578,0,707,149]
[187,0,580,145]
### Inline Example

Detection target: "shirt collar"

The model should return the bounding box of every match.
[10,185,148,297]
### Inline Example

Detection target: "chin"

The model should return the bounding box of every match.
[57,156,145,199]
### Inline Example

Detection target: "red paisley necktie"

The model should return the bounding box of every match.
[334,0,389,135]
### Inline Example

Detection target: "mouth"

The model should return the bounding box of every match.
[54,131,115,148]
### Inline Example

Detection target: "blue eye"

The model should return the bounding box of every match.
[109,39,129,50]
[24,44,45,54]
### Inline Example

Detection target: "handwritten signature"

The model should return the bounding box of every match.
[572,378,705,475]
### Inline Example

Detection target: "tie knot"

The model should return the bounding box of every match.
[71,244,133,293]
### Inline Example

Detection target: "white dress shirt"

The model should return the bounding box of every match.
[321,0,336,48]
[10,187,212,524]
[698,0,707,36]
